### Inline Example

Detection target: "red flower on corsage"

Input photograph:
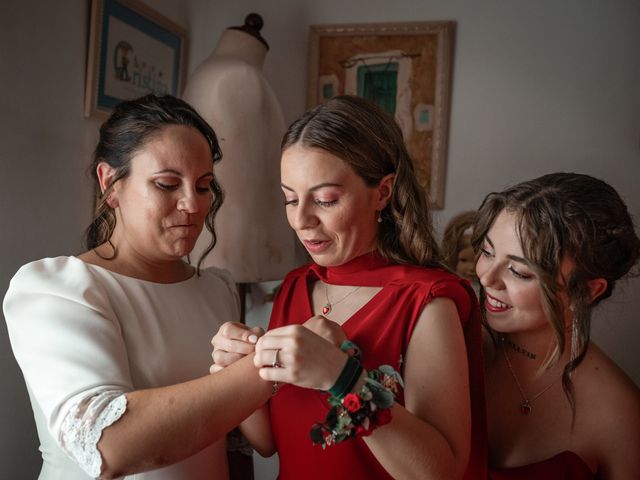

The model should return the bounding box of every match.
[343,393,362,413]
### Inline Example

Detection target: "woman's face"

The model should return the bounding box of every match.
[475,209,550,334]
[109,125,214,262]
[280,144,387,267]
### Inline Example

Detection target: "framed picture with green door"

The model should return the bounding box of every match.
[308,22,455,208]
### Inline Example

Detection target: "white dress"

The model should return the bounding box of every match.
[3,256,239,480]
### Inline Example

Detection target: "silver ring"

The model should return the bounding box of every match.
[272,349,282,368]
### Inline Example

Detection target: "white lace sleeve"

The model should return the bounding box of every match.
[59,391,128,478]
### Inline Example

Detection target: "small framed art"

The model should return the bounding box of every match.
[84,0,188,118]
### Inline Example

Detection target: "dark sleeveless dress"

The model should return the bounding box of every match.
[490,451,595,479]
[268,253,488,479]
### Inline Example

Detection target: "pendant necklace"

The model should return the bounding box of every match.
[322,284,362,315]
[501,337,557,415]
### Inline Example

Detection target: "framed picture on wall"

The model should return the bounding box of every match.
[84,0,188,119]
[308,22,455,208]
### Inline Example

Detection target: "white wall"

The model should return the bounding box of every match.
[0,0,638,478]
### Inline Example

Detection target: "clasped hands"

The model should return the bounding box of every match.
[211,316,349,391]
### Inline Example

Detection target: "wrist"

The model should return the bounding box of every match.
[327,355,362,398]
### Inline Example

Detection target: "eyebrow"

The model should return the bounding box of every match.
[485,235,530,265]
[281,182,343,192]
[153,169,214,181]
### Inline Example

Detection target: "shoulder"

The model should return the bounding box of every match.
[3,257,116,339]
[387,264,464,289]
[578,344,639,411]
[6,256,98,295]
[197,266,241,310]
[577,344,640,462]
[388,265,475,312]
[198,266,238,293]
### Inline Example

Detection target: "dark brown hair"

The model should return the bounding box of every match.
[85,94,224,272]
[281,95,441,267]
[472,172,640,415]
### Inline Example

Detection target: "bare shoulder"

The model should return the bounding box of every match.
[579,343,639,409]
[576,344,640,476]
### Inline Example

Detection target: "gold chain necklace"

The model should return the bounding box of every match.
[501,337,558,415]
[322,284,362,315]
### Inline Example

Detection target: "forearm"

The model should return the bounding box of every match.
[239,404,275,457]
[98,354,271,478]
[364,404,467,480]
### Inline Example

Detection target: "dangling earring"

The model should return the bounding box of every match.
[377,210,383,223]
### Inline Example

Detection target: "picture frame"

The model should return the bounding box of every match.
[84,0,188,119]
[308,22,455,208]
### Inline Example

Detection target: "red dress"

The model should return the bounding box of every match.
[489,451,595,479]
[268,253,487,479]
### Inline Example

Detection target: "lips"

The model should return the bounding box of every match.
[302,239,331,253]
[484,292,512,313]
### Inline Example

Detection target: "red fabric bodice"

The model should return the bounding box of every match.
[268,253,487,479]
[490,451,595,479]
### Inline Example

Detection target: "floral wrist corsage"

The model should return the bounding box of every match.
[310,364,404,449]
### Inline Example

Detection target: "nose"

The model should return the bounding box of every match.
[477,259,503,291]
[177,188,200,214]
[289,201,318,231]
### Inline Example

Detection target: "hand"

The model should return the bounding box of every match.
[254,324,348,391]
[303,315,348,347]
[210,322,264,374]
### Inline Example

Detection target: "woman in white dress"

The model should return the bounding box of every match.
[3,94,272,479]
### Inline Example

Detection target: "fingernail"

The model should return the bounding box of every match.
[248,334,258,343]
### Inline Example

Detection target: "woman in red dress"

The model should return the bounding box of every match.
[474,173,640,479]
[212,95,487,479]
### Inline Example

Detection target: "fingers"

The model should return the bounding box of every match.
[212,322,263,348]
[303,315,347,346]
[251,325,348,390]
[210,322,265,371]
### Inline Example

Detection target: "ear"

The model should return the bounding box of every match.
[587,277,608,303]
[375,173,395,210]
[96,162,119,208]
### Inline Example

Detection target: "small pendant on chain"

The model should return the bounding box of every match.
[520,400,532,415]
[322,304,331,315]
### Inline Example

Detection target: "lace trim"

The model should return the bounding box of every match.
[59,391,128,478]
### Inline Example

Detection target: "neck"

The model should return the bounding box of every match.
[91,241,194,284]
[212,29,267,68]
[498,329,573,375]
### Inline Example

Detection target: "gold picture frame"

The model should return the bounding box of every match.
[308,21,455,208]
[85,0,188,119]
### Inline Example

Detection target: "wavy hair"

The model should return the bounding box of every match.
[85,94,224,273]
[281,95,441,267]
[472,172,640,417]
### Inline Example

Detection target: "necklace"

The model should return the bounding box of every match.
[322,284,362,315]
[501,337,557,415]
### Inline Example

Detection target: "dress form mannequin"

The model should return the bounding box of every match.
[183,14,296,282]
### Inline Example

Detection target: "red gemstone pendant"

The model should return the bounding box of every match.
[322,304,331,315]
[520,401,532,415]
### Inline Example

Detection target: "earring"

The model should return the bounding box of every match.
[377,210,383,223]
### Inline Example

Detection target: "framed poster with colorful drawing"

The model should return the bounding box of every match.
[84,0,188,118]
[308,22,455,208]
